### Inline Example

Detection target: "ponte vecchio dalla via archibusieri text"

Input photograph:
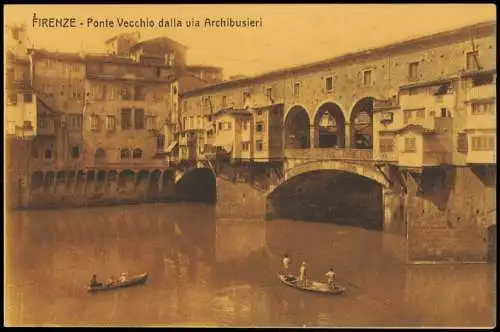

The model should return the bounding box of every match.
[6,20,496,264]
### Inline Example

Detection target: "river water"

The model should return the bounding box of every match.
[5,203,496,327]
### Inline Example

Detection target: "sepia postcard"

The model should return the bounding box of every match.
[4,4,496,328]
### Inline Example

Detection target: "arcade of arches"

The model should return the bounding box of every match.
[285,98,374,150]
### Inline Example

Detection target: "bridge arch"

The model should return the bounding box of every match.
[268,160,389,199]
[349,96,376,149]
[284,104,311,149]
[312,101,347,148]
[267,161,389,230]
[175,167,216,203]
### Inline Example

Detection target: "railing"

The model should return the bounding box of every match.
[284,148,373,161]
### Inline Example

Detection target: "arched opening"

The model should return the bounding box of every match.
[161,170,174,197]
[148,169,161,199]
[314,103,346,148]
[56,171,66,184]
[44,171,55,192]
[31,171,44,192]
[175,168,216,204]
[118,169,135,189]
[96,170,107,192]
[267,170,384,230]
[350,97,374,149]
[136,169,150,189]
[66,171,76,189]
[285,106,310,149]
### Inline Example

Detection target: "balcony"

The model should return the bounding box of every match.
[284,148,373,161]
[467,150,496,164]
[466,84,496,101]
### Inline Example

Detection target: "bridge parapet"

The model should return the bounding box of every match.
[284,148,373,162]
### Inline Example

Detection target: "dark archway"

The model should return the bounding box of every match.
[161,170,174,197]
[44,171,55,192]
[31,171,44,192]
[350,97,374,149]
[285,106,310,149]
[267,170,384,230]
[175,168,216,204]
[118,169,135,189]
[148,169,161,199]
[314,103,346,148]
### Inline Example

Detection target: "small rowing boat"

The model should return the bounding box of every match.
[87,273,148,292]
[278,272,345,295]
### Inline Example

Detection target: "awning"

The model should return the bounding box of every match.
[165,141,178,154]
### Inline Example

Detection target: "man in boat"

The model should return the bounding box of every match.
[299,262,307,287]
[119,272,128,282]
[90,274,103,288]
[325,268,336,290]
[107,276,117,286]
[282,253,291,275]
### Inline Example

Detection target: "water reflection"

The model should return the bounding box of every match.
[5,203,496,327]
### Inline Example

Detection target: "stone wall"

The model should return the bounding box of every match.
[406,166,497,262]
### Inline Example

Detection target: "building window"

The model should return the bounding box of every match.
[404,137,417,153]
[23,121,33,130]
[121,109,132,130]
[146,116,157,131]
[121,87,132,100]
[363,70,372,86]
[134,108,145,130]
[379,138,395,152]
[156,67,161,77]
[227,121,232,130]
[256,121,265,132]
[133,148,142,159]
[44,149,52,160]
[134,86,146,101]
[265,87,273,100]
[243,120,249,131]
[471,102,495,115]
[256,140,264,151]
[218,122,223,131]
[293,82,300,97]
[23,93,33,103]
[403,110,413,124]
[106,115,116,131]
[156,134,165,152]
[409,62,420,81]
[95,148,105,159]
[242,142,250,152]
[90,114,100,131]
[325,76,333,91]
[416,109,425,118]
[7,121,15,134]
[120,148,131,160]
[8,93,17,105]
[221,96,227,107]
[466,51,479,71]
[457,133,468,153]
[471,136,495,151]
[71,146,80,159]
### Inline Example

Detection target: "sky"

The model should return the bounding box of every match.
[4,4,496,78]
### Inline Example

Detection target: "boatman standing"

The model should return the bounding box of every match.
[325,268,336,290]
[282,253,291,274]
[299,262,307,287]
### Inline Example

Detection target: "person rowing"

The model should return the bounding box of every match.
[90,274,103,288]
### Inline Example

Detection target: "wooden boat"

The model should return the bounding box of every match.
[87,273,148,292]
[278,272,346,295]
